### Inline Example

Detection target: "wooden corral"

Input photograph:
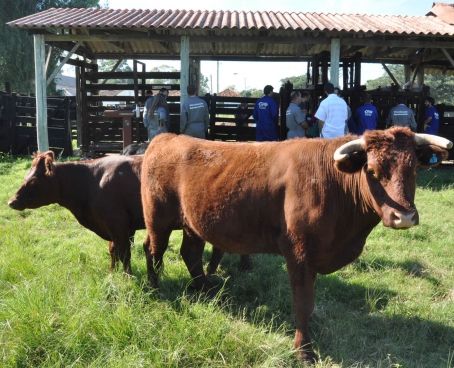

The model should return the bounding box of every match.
[0,85,75,156]
[4,6,454,158]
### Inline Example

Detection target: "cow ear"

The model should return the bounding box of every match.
[44,151,55,176]
[416,145,449,167]
[334,151,367,173]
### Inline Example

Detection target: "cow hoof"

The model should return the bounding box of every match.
[297,349,318,365]
[238,255,253,272]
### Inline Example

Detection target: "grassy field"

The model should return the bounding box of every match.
[0,153,453,367]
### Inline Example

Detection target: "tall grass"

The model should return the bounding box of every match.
[0,153,453,367]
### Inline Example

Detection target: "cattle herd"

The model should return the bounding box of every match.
[8,127,452,363]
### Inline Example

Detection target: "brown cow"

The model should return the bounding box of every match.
[140,128,452,362]
[8,152,144,274]
[7,151,247,276]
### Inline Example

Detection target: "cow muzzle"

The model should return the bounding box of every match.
[8,197,24,211]
[387,209,419,229]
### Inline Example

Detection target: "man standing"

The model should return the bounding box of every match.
[355,94,378,135]
[424,97,440,135]
[180,84,209,139]
[286,91,310,139]
[386,95,417,132]
[315,83,348,138]
[159,88,170,130]
[252,85,278,141]
[142,90,154,139]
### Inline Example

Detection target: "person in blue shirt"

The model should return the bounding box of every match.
[252,85,279,141]
[424,97,440,135]
[355,94,378,135]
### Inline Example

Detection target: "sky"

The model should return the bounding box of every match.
[65,0,436,92]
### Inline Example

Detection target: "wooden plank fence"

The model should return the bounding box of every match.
[0,89,75,156]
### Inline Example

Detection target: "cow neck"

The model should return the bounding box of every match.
[54,161,92,210]
[327,161,380,232]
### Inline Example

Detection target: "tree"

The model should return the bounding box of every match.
[365,64,454,105]
[279,75,307,89]
[97,59,133,83]
[149,65,179,85]
[149,64,210,95]
[0,0,101,94]
[239,88,262,98]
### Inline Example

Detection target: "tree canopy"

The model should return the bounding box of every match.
[365,64,454,105]
[279,75,307,89]
[98,60,133,83]
[0,0,101,94]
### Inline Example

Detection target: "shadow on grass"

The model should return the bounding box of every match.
[132,248,454,366]
[416,166,454,191]
[352,256,441,287]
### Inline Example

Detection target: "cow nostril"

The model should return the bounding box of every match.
[390,212,399,222]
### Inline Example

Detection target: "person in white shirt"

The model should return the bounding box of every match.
[315,83,348,139]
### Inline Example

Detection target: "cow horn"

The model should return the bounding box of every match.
[333,138,365,162]
[414,134,453,149]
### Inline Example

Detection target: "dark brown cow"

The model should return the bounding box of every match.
[7,151,247,276]
[8,152,144,273]
[140,128,452,362]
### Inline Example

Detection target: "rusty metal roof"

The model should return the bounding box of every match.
[7,8,454,36]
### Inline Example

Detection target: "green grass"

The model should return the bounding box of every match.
[1,153,453,367]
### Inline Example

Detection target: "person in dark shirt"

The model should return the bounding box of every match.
[424,97,440,135]
[180,84,209,139]
[252,85,279,141]
[355,94,378,135]
[386,95,417,132]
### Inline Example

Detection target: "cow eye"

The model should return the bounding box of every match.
[367,167,380,180]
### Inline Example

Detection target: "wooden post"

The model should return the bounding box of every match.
[34,34,49,152]
[194,58,201,92]
[381,63,401,89]
[330,38,340,87]
[180,36,190,111]
[416,66,424,87]
[404,65,411,86]
[354,52,362,89]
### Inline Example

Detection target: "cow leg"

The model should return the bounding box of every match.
[143,229,172,288]
[108,241,119,270]
[108,236,132,275]
[180,228,212,292]
[206,250,253,276]
[205,246,224,276]
[238,255,252,272]
[284,253,318,363]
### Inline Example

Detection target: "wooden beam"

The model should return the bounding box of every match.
[34,34,49,152]
[381,63,401,89]
[100,59,123,85]
[410,61,422,87]
[330,39,340,87]
[46,41,82,86]
[45,46,53,74]
[441,48,454,68]
[41,32,454,49]
[180,36,190,111]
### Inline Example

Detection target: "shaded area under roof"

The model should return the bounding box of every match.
[6,7,454,76]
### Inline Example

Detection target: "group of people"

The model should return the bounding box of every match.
[251,82,440,141]
[143,85,209,141]
[143,82,440,143]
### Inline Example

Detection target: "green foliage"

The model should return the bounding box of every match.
[98,59,133,83]
[279,74,307,89]
[365,64,454,105]
[0,0,101,95]
[240,88,262,98]
[1,154,454,367]
[149,65,210,95]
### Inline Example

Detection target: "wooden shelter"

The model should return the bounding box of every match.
[5,4,454,155]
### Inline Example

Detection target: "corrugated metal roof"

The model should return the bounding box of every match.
[7,8,454,36]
